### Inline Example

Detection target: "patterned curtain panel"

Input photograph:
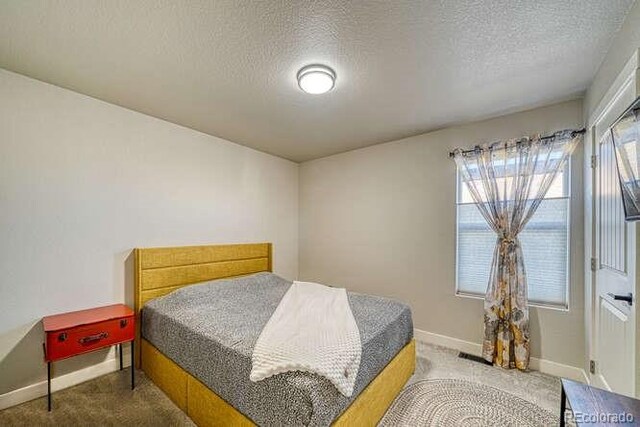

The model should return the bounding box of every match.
[452,130,581,370]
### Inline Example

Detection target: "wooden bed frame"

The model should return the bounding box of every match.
[134,242,415,426]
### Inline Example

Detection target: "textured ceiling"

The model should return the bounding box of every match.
[0,1,635,162]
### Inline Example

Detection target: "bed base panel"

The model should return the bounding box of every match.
[141,338,415,427]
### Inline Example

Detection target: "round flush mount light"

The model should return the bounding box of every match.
[297,64,336,94]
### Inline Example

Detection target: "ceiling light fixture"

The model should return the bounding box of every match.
[297,64,336,95]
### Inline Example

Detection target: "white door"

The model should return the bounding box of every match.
[592,71,638,396]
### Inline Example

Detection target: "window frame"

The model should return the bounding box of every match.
[453,160,572,311]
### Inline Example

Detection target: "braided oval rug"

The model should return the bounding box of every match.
[379,379,558,427]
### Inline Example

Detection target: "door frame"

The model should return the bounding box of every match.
[585,49,640,392]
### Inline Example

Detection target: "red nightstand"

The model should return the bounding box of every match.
[42,304,135,411]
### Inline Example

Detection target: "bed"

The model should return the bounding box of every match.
[134,243,415,426]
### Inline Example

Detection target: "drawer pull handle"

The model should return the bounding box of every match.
[58,333,67,342]
[120,319,128,328]
[78,332,109,345]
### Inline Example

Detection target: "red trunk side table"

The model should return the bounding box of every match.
[42,304,135,411]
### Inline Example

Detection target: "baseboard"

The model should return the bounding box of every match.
[1,330,588,410]
[0,346,131,410]
[414,329,589,384]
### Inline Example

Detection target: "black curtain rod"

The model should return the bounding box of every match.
[448,128,586,158]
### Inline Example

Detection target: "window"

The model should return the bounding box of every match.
[455,162,570,308]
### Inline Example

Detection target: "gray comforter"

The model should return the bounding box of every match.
[141,273,413,426]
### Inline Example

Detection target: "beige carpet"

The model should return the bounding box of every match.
[412,341,562,415]
[0,369,194,427]
[0,343,562,426]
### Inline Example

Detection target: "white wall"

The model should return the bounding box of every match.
[584,0,640,119]
[299,99,585,368]
[0,69,298,395]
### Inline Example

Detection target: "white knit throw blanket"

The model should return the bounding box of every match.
[250,281,362,397]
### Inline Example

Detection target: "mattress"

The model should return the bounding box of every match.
[141,272,413,426]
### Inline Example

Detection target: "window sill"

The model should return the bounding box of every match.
[455,291,569,312]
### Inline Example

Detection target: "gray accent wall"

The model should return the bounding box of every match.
[299,99,585,368]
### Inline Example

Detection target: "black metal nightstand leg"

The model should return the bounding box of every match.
[119,343,123,370]
[47,362,51,412]
[560,384,566,427]
[130,340,135,390]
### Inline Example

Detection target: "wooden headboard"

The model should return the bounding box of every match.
[133,242,272,366]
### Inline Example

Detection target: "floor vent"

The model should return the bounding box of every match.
[458,352,492,365]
